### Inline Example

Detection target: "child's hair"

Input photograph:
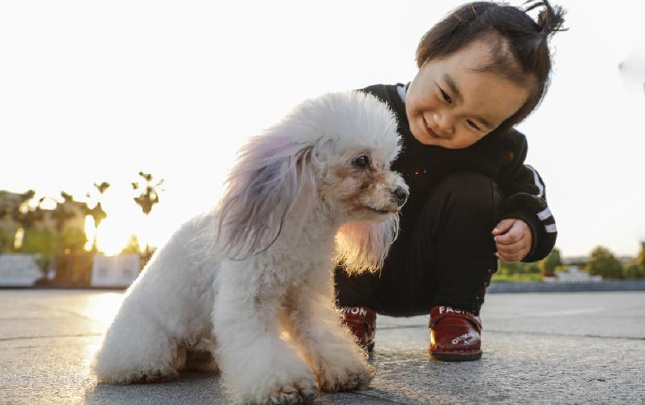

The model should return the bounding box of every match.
[416,1,567,135]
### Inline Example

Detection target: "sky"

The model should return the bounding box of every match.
[1,0,644,258]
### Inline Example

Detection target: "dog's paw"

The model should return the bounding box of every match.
[184,350,219,373]
[316,362,374,392]
[95,367,181,385]
[264,378,319,404]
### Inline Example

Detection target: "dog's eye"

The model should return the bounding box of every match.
[352,155,370,169]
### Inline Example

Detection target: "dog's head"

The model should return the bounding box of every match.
[218,91,408,272]
[293,92,408,223]
[295,92,408,274]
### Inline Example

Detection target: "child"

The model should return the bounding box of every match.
[336,0,566,361]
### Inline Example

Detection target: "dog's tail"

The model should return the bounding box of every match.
[334,214,400,275]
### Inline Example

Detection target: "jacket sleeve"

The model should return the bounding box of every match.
[497,130,557,262]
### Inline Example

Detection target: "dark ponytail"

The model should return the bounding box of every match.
[415,1,567,134]
[525,0,567,37]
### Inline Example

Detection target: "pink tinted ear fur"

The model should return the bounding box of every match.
[334,214,400,275]
[217,130,316,260]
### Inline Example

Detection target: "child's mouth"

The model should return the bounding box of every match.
[422,116,439,139]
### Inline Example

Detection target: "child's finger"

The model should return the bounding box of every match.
[492,218,515,235]
[497,252,523,262]
[495,230,524,245]
[496,243,521,256]
[496,240,530,261]
[496,245,526,261]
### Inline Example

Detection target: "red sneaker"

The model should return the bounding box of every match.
[429,305,483,361]
[340,306,376,351]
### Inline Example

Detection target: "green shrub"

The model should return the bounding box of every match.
[587,246,624,279]
[0,228,15,253]
[623,263,645,279]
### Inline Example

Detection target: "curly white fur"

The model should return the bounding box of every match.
[91,91,408,404]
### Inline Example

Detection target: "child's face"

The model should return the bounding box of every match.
[405,40,530,149]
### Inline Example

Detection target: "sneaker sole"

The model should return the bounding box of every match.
[430,350,482,362]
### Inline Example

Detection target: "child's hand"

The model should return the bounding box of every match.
[492,219,532,262]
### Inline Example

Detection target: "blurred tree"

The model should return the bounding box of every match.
[51,192,76,233]
[94,182,110,195]
[51,198,90,286]
[498,261,522,275]
[132,172,164,216]
[623,263,644,279]
[0,228,14,253]
[58,227,87,254]
[86,202,107,231]
[526,263,540,274]
[17,190,35,205]
[11,190,44,250]
[0,194,10,220]
[587,246,623,279]
[86,182,110,251]
[21,192,88,277]
[498,260,542,276]
[120,234,142,255]
[539,247,562,276]
[638,241,645,270]
[120,234,147,269]
[19,229,57,277]
[20,228,87,278]
[132,171,164,264]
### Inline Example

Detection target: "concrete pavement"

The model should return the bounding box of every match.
[1,289,643,404]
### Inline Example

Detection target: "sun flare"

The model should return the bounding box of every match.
[85,215,141,257]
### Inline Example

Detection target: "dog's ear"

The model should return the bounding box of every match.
[217,126,317,259]
[334,214,400,275]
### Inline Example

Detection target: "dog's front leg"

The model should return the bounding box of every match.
[212,264,318,404]
[282,271,374,392]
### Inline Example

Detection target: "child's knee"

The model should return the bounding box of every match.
[435,172,502,215]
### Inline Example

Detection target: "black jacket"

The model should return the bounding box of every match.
[361,84,557,262]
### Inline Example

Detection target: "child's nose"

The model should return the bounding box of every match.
[433,111,454,135]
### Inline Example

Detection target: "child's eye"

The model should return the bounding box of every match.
[466,119,481,131]
[439,88,452,104]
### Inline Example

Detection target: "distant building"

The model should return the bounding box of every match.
[561,256,588,265]
[544,265,602,283]
[0,254,42,286]
[91,254,140,288]
[563,254,637,266]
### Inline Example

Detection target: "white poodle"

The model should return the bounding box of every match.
[91,91,408,404]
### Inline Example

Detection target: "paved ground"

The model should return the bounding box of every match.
[1,289,643,404]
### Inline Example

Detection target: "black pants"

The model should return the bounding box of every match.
[335,172,503,316]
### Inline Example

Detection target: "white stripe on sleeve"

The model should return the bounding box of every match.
[526,165,545,199]
[537,207,552,221]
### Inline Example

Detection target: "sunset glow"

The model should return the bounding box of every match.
[85,216,133,257]
[1,0,644,257]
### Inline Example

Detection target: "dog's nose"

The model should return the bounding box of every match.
[392,186,409,207]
